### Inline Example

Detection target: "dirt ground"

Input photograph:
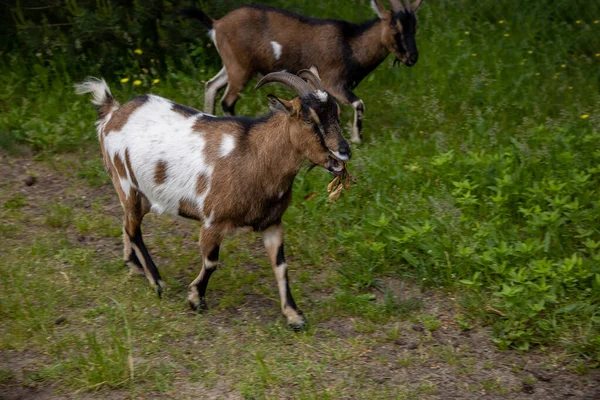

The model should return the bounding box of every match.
[1,153,599,399]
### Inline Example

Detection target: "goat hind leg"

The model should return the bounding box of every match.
[122,196,165,297]
[220,68,250,116]
[204,67,228,115]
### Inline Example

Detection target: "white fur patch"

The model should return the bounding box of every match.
[204,210,215,228]
[263,229,282,249]
[102,95,214,218]
[208,29,218,51]
[315,90,328,102]
[270,41,282,61]
[118,177,132,199]
[219,134,235,157]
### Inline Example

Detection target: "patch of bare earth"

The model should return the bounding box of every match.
[1,154,599,399]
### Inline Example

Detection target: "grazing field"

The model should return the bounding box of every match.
[1,0,599,398]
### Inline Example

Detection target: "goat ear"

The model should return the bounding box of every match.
[411,0,424,12]
[371,0,390,19]
[267,94,294,115]
[308,65,321,80]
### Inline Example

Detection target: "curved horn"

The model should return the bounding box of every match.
[254,72,313,98]
[388,0,405,12]
[412,0,424,12]
[297,69,325,92]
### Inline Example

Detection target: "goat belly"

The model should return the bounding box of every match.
[244,190,293,231]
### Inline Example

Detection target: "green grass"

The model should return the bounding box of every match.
[1,0,599,397]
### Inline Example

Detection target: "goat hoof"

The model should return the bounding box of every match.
[287,315,307,332]
[154,280,166,298]
[188,298,208,313]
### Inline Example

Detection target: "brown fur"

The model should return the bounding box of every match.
[154,160,168,185]
[104,96,148,135]
[113,154,127,178]
[178,198,201,220]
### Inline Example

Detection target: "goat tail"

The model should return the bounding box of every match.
[74,77,119,119]
[178,7,214,30]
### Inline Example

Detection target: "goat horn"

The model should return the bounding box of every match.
[297,69,325,92]
[412,0,424,12]
[254,72,313,98]
[388,0,405,12]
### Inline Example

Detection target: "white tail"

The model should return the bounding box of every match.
[74,77,114,107]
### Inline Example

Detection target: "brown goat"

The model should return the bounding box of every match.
[181,0,425,143]
[75,69,351,329]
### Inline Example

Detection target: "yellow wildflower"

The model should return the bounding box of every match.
[133,80,142,86]
[561,64,566,68]
[575,20,581,24]
[504,33,510,37]
[153,79,160,84]
[581,114,590,119]
[568,86,573,90]
[134,49,143,55]
[594,20,599,24]
[535,72,540,76]
[120,78,130,83]
[528,50,533,54]
[472,53,477,57]
[596,53,600,57]
[464,31,470,35]
[498,20,504,24]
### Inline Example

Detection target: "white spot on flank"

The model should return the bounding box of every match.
[270,41,282,61]
[331,150,349,161]
[220,134,235,157]
[278,191,285,199]
[315,90,328,102]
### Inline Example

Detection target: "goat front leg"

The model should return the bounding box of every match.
[263,224,306,330]
[188,226,224,312]
[329,86,365,144]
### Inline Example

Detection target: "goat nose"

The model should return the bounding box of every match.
[338,142,351,160]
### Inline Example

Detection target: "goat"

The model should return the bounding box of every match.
[180,0,425,144]
[75,68,351,329]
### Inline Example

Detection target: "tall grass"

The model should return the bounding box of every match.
[1,0,599,358]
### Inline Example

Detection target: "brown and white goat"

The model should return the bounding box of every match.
[181,0,425,144]
[75,69,350,329]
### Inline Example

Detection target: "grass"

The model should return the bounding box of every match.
[1,0,599,397]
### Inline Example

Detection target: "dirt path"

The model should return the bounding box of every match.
[1,153,599,399]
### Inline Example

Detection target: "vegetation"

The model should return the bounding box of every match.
[1,0,599,397]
